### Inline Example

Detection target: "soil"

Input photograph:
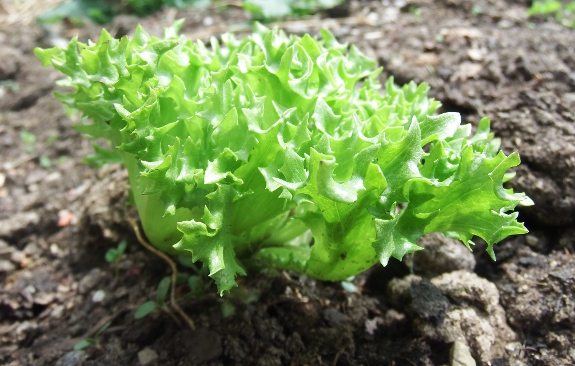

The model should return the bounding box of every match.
[1,0,574,365]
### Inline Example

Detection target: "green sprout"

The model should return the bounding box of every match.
[471,5,483,15]
[134,276,171,319]
[73,321,111,350]
[178,256,212,297]
[20,130,36,153]
[105,240,127,278]
[39,155,52,169]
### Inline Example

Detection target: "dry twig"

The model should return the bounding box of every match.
[128,218,196,331]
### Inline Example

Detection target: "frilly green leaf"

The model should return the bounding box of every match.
[36,21,530,294]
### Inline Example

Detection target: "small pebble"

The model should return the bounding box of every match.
[203,16,214,26]
[0,239,13,258]
[0,258,16,272]
[55,350,87,366]
[51,305,65,319]
[50,243,65,257]
[91,289,106,303]
[138,347,158,366]
[78,268,102,294]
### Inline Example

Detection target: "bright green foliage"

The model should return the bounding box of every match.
[527,0,575,28]
[528,0,562,16]
[35,22,531,295]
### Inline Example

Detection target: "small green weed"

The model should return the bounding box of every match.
[20,130,36,153]
[46,133,59,146]
[105,241,127,278]
[39,156,52,169]
[407,5,422,18]
[177,256,212,297]
[73,322,111,350]
[134,277,171,319]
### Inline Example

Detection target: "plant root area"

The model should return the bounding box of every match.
[1,0,574,365]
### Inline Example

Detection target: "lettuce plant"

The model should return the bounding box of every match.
[35,21,531,294]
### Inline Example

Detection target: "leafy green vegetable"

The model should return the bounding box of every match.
[35,21,531,295]
[84,143,125,168]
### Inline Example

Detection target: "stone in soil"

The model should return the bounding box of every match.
[388,270,515,364]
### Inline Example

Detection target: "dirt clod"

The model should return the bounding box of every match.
[414,233,476,277]
[172,328,222,364]
[451,341,477,366]
[409,279,450,323]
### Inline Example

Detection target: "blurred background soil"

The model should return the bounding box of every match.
[0,0,574,365]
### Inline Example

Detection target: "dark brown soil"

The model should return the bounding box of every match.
[1,1,574,365]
